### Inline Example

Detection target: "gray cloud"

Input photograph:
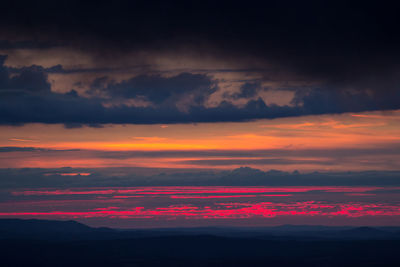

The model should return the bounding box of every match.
[0,167,400,189]
[1,0,400,127]
[178,158,335,166]
[0,40,58,50]
[0,55,50,93]
[226,82,263,100]
[0,147,78,152]
[1,1,400,96]
[2,143,399,171]
[89,72,216,105]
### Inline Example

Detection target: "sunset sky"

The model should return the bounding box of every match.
[0,1,399,227]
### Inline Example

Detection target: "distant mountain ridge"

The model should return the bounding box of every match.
[1,218,399,241]
[0,219,114,240]
[0,218,93,232]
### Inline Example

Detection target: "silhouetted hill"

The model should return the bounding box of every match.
[1,218,399,241]
[337,226,394,239]
[1,236,400,266]
[0,218,114,240]
[1,219,400,266]
[0,218,93,233]
[0,219,255,240]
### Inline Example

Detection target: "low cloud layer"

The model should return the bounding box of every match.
[0,167,399,189]
[1,142,399,171]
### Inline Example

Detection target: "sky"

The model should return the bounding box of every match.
[0,0,399,227]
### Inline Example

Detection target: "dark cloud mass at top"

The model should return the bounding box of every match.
[0,0,400,125]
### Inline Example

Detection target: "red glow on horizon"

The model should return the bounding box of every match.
[0,201,399,219]
[2,186,399,226]
[170,194,293,199]
[170,194,259,199]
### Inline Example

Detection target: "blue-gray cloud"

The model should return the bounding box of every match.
[89,72,216,105]
[0,167,400,189]
[0,147,78,152]
[0,54,400,126]
[227,82,263,100]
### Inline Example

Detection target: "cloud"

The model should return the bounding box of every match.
[8,138,35,142]
[0,1,400,125]
[0,167,400,189]
[0,56,51,93]
[0,40,58,49]
[0,59,295,125]
[84,145,400,159]
[292,88,400,115]
[2,51,399,126]
[0,147,78,152]
[0,147,45,152]
[0,58,298,125]
[227,82,262,100]
[178,158,335,166]
[1,143,399,170]
[89,72,216,106]
[1,86,397,125]
[2,1,399,85]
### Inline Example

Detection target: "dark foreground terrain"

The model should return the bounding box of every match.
[1,219,400,266]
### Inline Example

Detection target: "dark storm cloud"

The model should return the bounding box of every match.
[2,1,399,81]
[1,1,400,124]
[90,72,216,105]
[0,57,301,125]
[226,82,263,100]
[7,65,151,75]
[0,54,399,125]
[291,88,400,115]
[0,40,58,49]
[0,55,50,93]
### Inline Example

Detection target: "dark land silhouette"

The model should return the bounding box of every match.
[1,219,400,266]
